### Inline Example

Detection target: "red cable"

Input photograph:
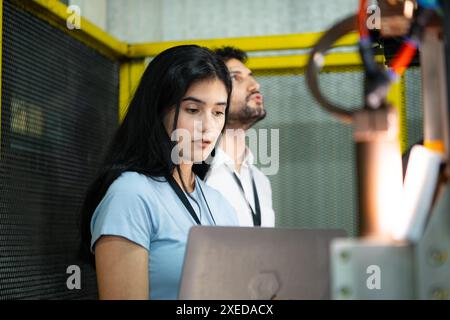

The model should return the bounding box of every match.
[358,0,369,38]
[390,41,417,77]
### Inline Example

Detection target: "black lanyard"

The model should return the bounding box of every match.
[230,169,261,227]
[166,175,201,225]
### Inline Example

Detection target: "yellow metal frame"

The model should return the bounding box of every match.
[13,0,128,59]
[119,59,146,123]
[0,0,407,148]
[247,52,387,71]
[127,32,359,58]
[387,75,408,154]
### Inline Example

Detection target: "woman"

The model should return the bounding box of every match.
[79,45,238,300]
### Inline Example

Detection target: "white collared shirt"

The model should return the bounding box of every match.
[205,147,275,227]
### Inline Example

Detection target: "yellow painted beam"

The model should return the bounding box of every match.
[247,52,366,71]
[15,0,128,59]
[119,63,130,124]
[387,75,408,154]
[119,59,146,123]
[14,0,364,70]
[128,32,359,58]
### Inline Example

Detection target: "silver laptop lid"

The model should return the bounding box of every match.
[179,226,347,300]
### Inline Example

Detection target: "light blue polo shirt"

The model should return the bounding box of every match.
[90,171,238,300]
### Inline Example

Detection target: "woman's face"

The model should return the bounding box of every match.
[163,78,228,164]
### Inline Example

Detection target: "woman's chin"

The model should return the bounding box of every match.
[191,147,213,162]
[192,155,209,163]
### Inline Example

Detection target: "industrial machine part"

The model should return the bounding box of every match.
[306,0,450,299]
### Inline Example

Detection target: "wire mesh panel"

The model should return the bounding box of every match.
[405,67,423,148]
[253,66,422,236]
[1,0,119,299]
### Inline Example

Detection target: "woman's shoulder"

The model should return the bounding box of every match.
[108,171,165,196]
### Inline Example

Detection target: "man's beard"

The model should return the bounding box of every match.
[227,103,267,130]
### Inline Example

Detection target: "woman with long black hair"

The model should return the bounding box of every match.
[79,45,238,299]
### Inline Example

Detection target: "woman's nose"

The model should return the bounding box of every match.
[200,111,219,135]
[201,113,213,132]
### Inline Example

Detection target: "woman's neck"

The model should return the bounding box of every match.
[172,163,195,193]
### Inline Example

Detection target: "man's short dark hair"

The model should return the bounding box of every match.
[214,46,248,64]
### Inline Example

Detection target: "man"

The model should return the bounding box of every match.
[205,46,275,227]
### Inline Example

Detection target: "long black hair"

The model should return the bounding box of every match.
[79,45,232,266]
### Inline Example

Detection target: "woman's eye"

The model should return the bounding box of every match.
[214,111,225,117]
[186,107,199,114]
[231,75,239,81]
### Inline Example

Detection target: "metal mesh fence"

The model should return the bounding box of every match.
[405,67,423,147]
[0,0,119,299]
[253,66,422,236]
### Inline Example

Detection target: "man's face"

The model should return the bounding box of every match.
[226,58,266,130]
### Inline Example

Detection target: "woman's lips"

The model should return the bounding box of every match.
[194,140,212,149]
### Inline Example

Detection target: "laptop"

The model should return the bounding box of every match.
[178,226,347,300]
